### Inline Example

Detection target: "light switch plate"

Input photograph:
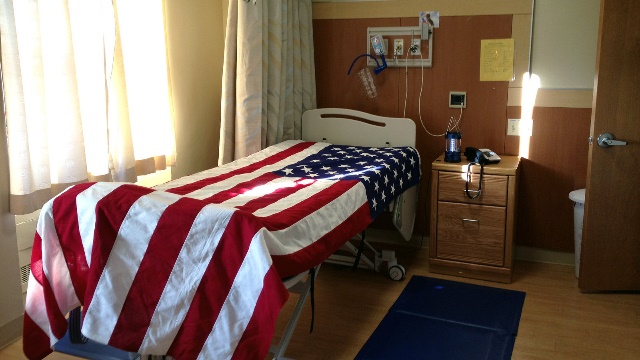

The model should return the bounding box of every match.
[507,119,520,136]
[508,118,533,136]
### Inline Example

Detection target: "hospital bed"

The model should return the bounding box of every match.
[22,108,420,360]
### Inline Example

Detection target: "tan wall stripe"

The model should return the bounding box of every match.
[312,0,532,19]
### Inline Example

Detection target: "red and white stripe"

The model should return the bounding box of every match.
[157,140,372,276]
[24,140,374,359]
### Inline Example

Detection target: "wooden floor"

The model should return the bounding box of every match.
[3,245,639,359]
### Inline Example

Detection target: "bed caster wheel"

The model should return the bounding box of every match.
[388,264,406,281]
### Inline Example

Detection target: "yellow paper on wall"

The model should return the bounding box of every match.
[480,39,515,81]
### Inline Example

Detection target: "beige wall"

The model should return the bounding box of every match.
[0,81,24,348]
[312,0,532,18]
[165,0,226,179]
[531,0,600,90]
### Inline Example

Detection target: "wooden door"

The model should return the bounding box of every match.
[579,0,640,291]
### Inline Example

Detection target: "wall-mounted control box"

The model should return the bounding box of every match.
[449,91,466,108]
[367,26,433,68]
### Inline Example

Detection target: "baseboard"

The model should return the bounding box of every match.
[0,315,23,350]
[348,229,576,270]
[366,232,575,267]
[514,245,576,266]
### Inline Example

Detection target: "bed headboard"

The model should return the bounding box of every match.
[301,108,416,147]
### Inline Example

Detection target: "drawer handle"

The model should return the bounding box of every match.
[462,218,479,225]
[462,190,481,195]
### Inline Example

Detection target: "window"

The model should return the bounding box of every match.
[0,0,176,215]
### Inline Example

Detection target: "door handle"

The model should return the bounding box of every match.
[597,133,628,148]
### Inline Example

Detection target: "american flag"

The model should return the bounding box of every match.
[23,140,420,360]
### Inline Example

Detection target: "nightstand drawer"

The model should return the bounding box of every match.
[436,202,506,266]
[438,172,508,206]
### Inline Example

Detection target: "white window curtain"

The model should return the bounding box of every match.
[219,0,317,165]
[0,0,176,215]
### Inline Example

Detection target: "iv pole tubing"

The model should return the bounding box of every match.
[347,54,387,75]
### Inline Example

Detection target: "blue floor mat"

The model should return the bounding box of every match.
[356,276,525,360]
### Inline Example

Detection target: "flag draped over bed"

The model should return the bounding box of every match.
[23,140,420,360]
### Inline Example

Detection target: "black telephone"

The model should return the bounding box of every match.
[463,147,500,199]
[464,147,501,165]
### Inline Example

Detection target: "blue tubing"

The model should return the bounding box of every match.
[347,54,387,75]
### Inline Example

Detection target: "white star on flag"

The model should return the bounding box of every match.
[273,141,420,221]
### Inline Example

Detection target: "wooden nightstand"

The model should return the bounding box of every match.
[429,154,520,283]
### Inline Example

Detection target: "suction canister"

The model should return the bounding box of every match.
[444,131,461,162]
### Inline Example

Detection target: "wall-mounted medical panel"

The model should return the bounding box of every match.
[367,26,433,68]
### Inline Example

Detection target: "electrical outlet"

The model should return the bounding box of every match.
[394,39,404,56]
[410,39,421,55]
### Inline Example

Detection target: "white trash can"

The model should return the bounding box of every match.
[569,189,586,278]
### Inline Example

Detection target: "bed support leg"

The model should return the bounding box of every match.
[352,230,367,271]
[270,265,321,360]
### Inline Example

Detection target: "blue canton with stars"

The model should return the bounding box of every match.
[275,144,421,218]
